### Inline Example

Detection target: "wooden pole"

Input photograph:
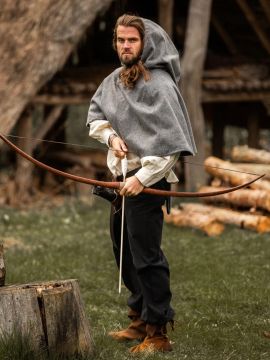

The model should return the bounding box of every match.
[212,105,226,158]
[236,0,270,55]
[211,13,240,56]
[260,0,270,23]
[181,0,213,190]
[158,0,174,38]
[247,110,260,149]
[0,244,5,287]
[31,105,65,151]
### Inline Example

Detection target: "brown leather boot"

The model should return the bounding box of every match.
[108,309,146,341]
[129,323,172,353]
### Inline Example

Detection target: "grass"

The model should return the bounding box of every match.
[0,197,269,359]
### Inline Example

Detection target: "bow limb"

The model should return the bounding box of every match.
[0,133,265,198]
[0,133,120,190]
[142,174,265,197]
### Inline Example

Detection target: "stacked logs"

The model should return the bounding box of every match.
[165,146,270,236]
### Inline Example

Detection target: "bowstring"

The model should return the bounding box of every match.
[183,160,261,176]
[3,134,104,150]
[2,134,265,177]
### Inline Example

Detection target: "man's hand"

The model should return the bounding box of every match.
[120,176,144,197]
[111,136,128,159]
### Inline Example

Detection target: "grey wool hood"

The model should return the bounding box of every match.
[87,18,197,158]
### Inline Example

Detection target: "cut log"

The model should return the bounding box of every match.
[0,279,92,356]
[180,203,270,233]
[163,207,224,236]
[231,145,270,164]
[0,244,5,287]
[199,186,270,212]
[232,163,270,180]
[204,156,270,191]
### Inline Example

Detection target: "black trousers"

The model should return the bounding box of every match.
[110,177,175,325]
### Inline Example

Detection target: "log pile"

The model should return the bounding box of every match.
[165,146,270,235]
[164,207,225,236]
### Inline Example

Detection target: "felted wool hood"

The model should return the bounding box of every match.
[142,18,181,84]
[87,18,197,158]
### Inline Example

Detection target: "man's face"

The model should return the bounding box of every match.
[116,25,142,66]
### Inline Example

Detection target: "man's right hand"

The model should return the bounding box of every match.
[111,136,128,159]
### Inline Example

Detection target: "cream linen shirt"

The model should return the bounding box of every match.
[89,120,179,187]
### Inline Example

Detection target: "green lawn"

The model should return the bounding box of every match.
[0,198,269,359]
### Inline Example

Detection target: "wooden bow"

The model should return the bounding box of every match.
[0,133,265,198]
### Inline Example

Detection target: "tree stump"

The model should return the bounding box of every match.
[0,279,92,356]
[0,244,5,286]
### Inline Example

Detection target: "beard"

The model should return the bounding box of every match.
[119,52,141,67]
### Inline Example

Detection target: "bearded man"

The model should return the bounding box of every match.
[87,14,196,353]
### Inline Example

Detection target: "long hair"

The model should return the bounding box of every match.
[113,14,150,89]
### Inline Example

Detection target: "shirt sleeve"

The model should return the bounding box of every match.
[135,154,180,187]
[88,120,117,146]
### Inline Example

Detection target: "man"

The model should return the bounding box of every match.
[87,14,196,353]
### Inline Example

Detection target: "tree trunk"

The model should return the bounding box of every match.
[199,186,270,212]
[231,145,270,164]
[180,203,270,233]
[181,0,213,190]
[163,207,224,236]
[205,156,270,191]
[0,244,5,287]
[0,279,92,356]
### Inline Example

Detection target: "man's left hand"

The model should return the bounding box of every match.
[120,176,144,197]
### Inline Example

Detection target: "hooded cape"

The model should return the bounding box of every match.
[87,18,197,158]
